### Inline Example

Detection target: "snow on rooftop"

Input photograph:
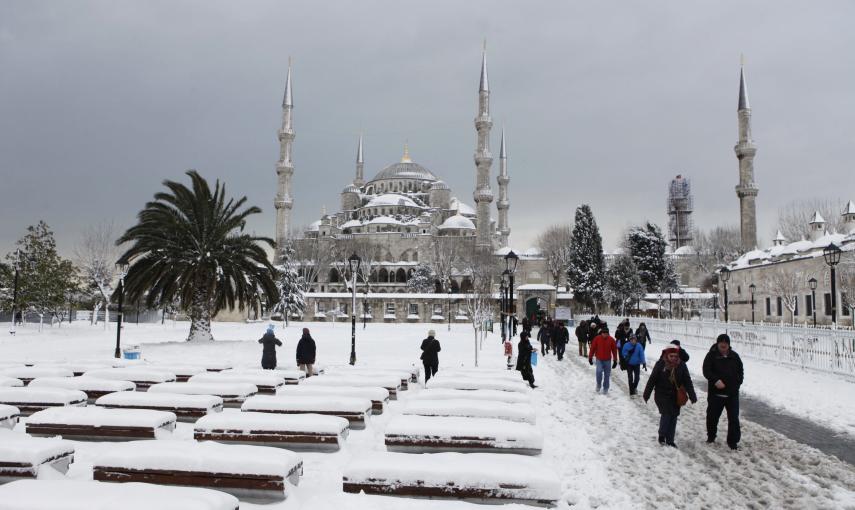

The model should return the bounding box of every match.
[449,197,476,217]
[845,200,855,215]
[366,193,419,208]
[810,211,826,224]
[438,214,475,230]
[368,215,402,225]
[340,219,362,229]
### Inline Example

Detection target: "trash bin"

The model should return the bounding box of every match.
[123,345,141,360]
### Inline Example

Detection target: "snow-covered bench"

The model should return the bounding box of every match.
[148,382,257,408]
[95,392,223,422]
[439,368,522,381]
[425,376,530,393]
[384,415,544,455]
[277,385,389,414]
[84,368,176,391]
[28,377,135,403]
[145,364,207,382]
[301,374,402,400]
[324,366,412,390]
[189,371,284,395]
[26,406,176,441]
[0,436,75,483]
[0,376,23,388]
[242,395,372,429]
[403,398,536,424]
[92,440,303,501]
[0,479,240,510]
[342,452,560,505]
[200,361,233,372]
[410,388,530,404]
[0,367,73,386]
[194,412,349,451]
[0,404,20,429]
[0,388,87,416]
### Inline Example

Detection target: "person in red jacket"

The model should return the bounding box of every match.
[588,324,619,394]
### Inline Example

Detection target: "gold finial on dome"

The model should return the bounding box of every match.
[401,142,412,163]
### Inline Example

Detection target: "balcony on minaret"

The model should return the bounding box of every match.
[473,188,494,202]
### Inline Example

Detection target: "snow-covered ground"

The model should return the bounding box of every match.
[1,320,854,509]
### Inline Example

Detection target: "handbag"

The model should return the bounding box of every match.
[669,366,689,407]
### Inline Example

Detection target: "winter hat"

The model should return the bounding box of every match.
[716,333,731,345]
[663,346,680,357]
[428,329,436,337]
[266,324,275,334]
[670,340,681,347]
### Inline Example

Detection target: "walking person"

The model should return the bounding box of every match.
[575,320,589,357]
[703,334,744,450]
[420,329,441,384]
[588,324,618,394]
[295,328,316,378]
[643,346,698,447]
[635,323,651,349]
[516,330,537,388]
[537,321,552,356]
[554,320,569,360]
[622,334,647,395]
[258,324,283,370]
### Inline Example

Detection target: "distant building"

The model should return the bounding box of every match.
[667,175,694,249]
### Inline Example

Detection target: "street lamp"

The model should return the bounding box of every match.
[504,250,519,337]
[823,243,842,326]
[347,253,361,365]
[500,270,509,340]
[749,283,756,325]
[808,277,818,327]
[447,287,452,332]
[115,261,129,358]
[362,288,368,330]
[720,267,731,323]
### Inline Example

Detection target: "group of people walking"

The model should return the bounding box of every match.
[257,324,317,376]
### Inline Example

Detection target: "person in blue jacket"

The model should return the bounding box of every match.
[621,334,647,395]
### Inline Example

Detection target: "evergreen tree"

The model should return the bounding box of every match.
[567,205,605,311]
[406,264,435,293]
[626,222,678,293]
[273,240,306,325]
[604,254,644,315]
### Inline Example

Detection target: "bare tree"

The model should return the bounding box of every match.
[429,236,463,292]
[536,224,573,287]
[460,247,499,366]
[766,268,802,325]
[839,252,855,325]
[694,226,742,273]
[292,236,332,292]
[75,222,120,328]
[776,198,845,241]
[332,237,383,288]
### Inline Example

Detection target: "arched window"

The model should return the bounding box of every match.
[379,268,389,282]
[396,268,407,282]
[328,268,340,283]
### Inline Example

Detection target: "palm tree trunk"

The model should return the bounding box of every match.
[187,287,213,342]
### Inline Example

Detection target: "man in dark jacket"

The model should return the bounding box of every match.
[516,331,537,388]
[537,321,552,355]
[702,334,744,450]
[420,330,441,383]
[554,321,570,360]
[258,325,282,370]
[575,320,589,357]
[296,328,317,377]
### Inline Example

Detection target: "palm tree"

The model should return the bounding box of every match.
[117,170,278,341]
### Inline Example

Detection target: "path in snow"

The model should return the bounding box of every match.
[532,349,855,510]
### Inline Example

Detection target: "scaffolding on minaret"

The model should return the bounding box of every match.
[667,174,694,249]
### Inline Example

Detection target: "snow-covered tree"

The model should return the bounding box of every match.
[625,222,676,293]
[604,254,644,315]
[273,241,306,326]
[75,222,121,328]
[567,205,605,311]
[766,268,802,325]
[406,264,435,293]
[536,224,573,287]
[460,248,498,366]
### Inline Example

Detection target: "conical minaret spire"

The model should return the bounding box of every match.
[473,43,494,250]
[274,59,295,260]
[354,134,365,187]
[734,60,758,251]
[496,127,510,246]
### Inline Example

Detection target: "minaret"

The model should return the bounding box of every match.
[473,43,494,250]
[496,127,510,246]
[274,61,295,260]
[734,61,759,250]
[354,134,365,187]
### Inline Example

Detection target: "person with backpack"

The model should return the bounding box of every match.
[295,328,317,378]
[643,346,697,447]
[588,324,618,394]
[621,334,647,395]
[702,334,744,450]
[537,321,552,356]
[420,330,441,383]
[258,324,283,370]
[516,330,537,388]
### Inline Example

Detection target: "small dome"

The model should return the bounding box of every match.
[430,180,450,191]
[341,184,360,194]
[438,214,476,230]
[366,193,419,208]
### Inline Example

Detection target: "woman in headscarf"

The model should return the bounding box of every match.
[258,324,282,369]
[643,346,697,447]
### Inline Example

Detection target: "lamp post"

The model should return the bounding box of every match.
[114,261,129,358]
[823,243,842,326]
[749,283,756,325]
[362,288,368,329]
[348,253,361,365]
[720,267,731,323]
[504,251,519,337]
[500,270,509,340]
[808,277,818,327]
[447,287,452,332]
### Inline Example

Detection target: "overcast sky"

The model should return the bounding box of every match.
[2,0,854,259]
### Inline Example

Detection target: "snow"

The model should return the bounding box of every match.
[189,371,284,388]
[438,215,475,230]
[409,388,528,404]
[0,366,73,380]
[0,480,240,510]
[385,415,543,450]
[242,395,372,414]
[148,382,257,399]
[94,440,301,479]
[516,283,556,291]
[403,398,536,424]
[342,452,560,500]
[0,387,87,405]
[95,391,223,411]
[368,215,402,225]
[366,193,418,208]
[28,376,136,393]
[0,376,23,387]
[301,374,401,389]
[27,406,176,429]
[84,368,176,383]
[426,376,530,393]
[276,384,389,403]
[195,411,349,435]
[145,364,208,377]
[0,434,75,466]
[324,365,410,381]
[0,404,20,422]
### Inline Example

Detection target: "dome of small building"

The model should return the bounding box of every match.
[438,214,476,230]
[430,180,450,190]
[366,193,419,208]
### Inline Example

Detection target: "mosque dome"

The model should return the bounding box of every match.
[439,215,476,230]
[369,145,438,182]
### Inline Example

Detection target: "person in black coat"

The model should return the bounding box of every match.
[258,325,282,370]
[635,323,651,349]
[296,328,317,377]
[516,331,537,388]
[420,330,441,383]
[702,334,744,449]
[575,320,589,357]
[643,346,697,447]
[554,321,570,360]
